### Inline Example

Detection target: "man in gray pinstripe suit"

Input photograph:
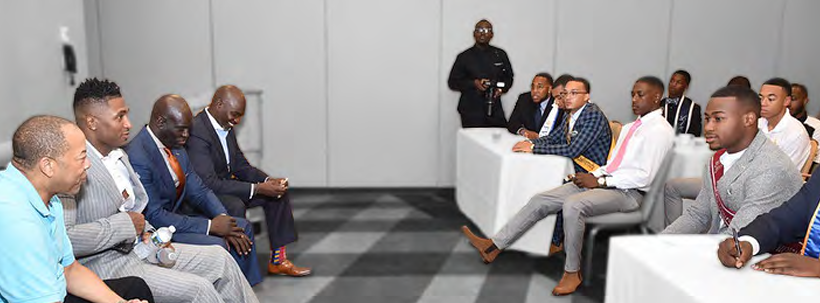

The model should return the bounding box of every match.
[61,78,259,303]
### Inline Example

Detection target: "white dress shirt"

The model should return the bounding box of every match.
[719,149,746,173]
[205,108,259,199]
[592,109,675,191]
[715,149,747,230]
[759,110,810,170]
[205,108,232,166]
[539,102,561,137]
[147,127,213,234]
[87,142,140,212]
[568,103,588,133]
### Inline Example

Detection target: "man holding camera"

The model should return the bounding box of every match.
[448,19,514,128]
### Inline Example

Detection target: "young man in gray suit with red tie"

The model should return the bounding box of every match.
[663,86,802,235]
[63,78,259,303]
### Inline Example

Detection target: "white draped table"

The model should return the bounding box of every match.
[456,129,714,255]
[456,128,574,256]
[606,235,820,303]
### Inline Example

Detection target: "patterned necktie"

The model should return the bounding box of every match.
[565,114,573,144]
[607,119,643,172]
[163,147,186,199]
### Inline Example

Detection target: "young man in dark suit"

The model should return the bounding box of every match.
[507,73,555,139]
[664,69,702,136]
[186,85,311,277]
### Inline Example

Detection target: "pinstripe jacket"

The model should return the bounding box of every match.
[60,142,150,278]
[532,102,611,173]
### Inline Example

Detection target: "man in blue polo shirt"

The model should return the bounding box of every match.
[0,115,153,303]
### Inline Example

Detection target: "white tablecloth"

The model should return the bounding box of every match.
[606,235,820,303]
[456,128,574,256]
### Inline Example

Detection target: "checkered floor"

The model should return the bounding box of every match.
[249,190,609,303]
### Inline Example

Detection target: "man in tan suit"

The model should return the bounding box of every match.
[61,78,259,303]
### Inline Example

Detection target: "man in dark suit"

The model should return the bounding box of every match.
[448,19,514,128]
[125,95,262,286]
[718,170,820,277]
[664,69,702,136]
[186,85,311,277]
[511,77,611,173]
[507,73,555,139]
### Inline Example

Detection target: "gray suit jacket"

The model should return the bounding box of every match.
[60,142,150,278]
[663,131,803,235]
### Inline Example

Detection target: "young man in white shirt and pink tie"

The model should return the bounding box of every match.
[462,76,675,296]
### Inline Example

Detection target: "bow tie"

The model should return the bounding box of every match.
[665,97,680,106]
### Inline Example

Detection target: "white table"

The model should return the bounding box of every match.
[606,235,820,303]
[456,128,574,256]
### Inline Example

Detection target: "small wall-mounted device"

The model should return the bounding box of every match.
[60,26,77,86]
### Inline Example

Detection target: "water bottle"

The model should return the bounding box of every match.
[133,225,176,262]
[155,247,178,268]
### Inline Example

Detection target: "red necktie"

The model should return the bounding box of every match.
[163,148,186,199]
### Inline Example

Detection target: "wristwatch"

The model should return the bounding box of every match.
[597,177,607,188]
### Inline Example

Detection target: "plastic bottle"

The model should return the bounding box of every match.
[156,247,178,267]
[134,226,176,263]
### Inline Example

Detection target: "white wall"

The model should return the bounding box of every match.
[210,0,328,186]
[84,0,820,187]
[0,0,89,141]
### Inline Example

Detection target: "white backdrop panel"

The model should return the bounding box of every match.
[98,0,214,130]
[0,0,88,139]
[667,0,784,107]
[778,0,820,117]
[588,0,673,123]
[212,0,328,186]
[326,0,441,187]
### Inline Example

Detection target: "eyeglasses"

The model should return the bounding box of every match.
[474,28,493,34]
[559,90,588,97]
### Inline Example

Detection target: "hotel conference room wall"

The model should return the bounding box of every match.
[0,0,89,141]
[83,0,820,187]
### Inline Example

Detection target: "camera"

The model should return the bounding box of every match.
[482,79,506,90]
[483,80,506,117]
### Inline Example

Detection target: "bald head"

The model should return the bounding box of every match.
[208,85,246,129]
[149,94,193,148]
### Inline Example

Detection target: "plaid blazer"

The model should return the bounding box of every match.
[532,102,611,173]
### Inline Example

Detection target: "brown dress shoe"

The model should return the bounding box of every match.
[461,226,500,263]
[268,260,312,277]
[549,243,564,256]
[552,271,582,296]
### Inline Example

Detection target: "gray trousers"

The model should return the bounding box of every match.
[491,183,642,272]
[663,178,702,227]
[87,243,259,303]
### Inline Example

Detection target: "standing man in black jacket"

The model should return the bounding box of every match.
[186,85,311,277]
[448,19,514,128]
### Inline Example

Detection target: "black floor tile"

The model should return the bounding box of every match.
[339,252,452,277]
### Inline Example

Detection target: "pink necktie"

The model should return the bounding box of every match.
[607,119,642,172]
